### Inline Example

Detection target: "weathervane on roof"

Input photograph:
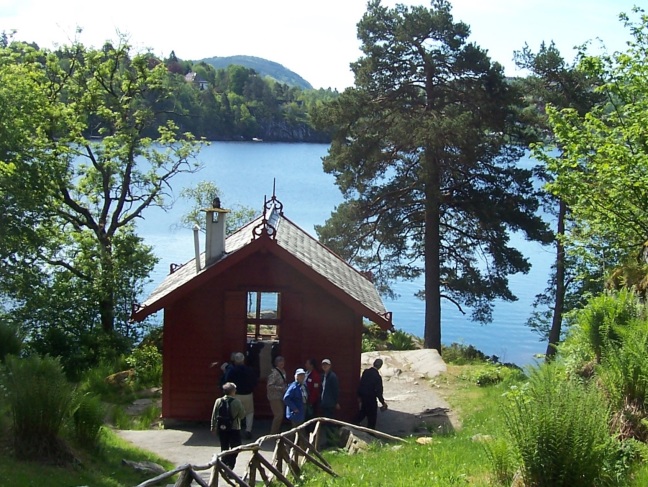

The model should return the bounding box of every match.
[252,179,283,240]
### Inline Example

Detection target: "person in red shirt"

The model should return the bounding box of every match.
[304,358,321,422]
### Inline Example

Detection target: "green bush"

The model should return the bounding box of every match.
[572,289,642,362]
[502,362,618,487]
[442,342,489,364]
[598,321,648,441]
[71,393,105,448]
[459,363,526,387]
[387,329,416,350]
[483,436,516,486]
[0,321,22,363]
[2,354,75,461]
[125,344,162,388]
[78,359,133,402]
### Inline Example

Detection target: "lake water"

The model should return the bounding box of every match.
[136,142,553,366]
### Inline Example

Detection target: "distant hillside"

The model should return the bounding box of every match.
[199,55,313,90]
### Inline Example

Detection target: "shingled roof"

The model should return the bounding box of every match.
[132,202,393,329]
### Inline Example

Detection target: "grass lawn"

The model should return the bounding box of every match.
[0,427,175,487]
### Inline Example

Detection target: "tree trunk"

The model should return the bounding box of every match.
[546,199,566,359]
[424,152,442,352]
[99,234,116,333]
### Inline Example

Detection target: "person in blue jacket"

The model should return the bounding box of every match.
[283,368,308,427]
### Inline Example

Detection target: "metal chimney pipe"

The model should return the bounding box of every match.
[193,224,201,272]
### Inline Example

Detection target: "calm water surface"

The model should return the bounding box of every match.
[137,142,552,366]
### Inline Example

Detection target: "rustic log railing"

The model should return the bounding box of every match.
[135,417,404,487]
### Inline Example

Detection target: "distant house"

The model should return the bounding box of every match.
[184,72,209,91]
[131,195,393,423]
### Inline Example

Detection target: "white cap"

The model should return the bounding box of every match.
[321,359,331,365]
[295,368,306,376]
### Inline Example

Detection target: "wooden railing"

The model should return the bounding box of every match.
[136,417,404,487]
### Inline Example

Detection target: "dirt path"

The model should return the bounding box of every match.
[360,349,458,436]
[116,349,455,482]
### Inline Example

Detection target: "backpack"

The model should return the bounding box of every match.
[216,397,234,431]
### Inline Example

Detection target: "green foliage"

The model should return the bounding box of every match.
[536,9,648,267]
[0,426,175,486]
[2,354,75,461]
[387,329,415,350]
[561,289,643,369]
[598,321,648,441]
[70,393,105,449]
[442,342,490,365]
[77,358,132,402]
[0,320,22,362]
[112,404,161,430]
[502,362,619,486]
[459,363,527,387]
[360,323,390,352]
[483,436,516,486]
[178,180,257,235]
[201,55,313,89]
[0,39,205,359]
[125,345,162,389]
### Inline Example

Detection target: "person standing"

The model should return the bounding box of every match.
[304,358,321,422]
[225,352,258,439]
[319,359,340,419]
[356,358,388,430]
[283,368,308,427]
[266,355,287,434]
[210,382,246,471]
[319,358,340,448]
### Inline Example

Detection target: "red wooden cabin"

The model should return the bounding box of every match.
[131,195,393,423]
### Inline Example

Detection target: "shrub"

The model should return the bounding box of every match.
[502,362,618,487]
[71,393,105,448]
[387,329,416,350]
[0,321,22,363]
[125,344,162,388]
[2,354,75,461]
[598,321,648,441]
[571,289,642,362]
[483,436,516,486]
[442,342,489,364]
[78,358,133,402]
[459,363,526,387]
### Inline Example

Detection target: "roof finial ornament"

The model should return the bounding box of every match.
[265,178,283,215]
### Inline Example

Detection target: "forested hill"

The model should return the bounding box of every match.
[199,55,313,90]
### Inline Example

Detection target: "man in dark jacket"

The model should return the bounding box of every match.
[224,352,258,439]
[355,358,388,430]
[319,358,340,448]
[320,358,339,418]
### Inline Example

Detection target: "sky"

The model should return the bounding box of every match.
[0,0,642,91]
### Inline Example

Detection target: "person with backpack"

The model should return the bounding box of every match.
[210,382,246,471]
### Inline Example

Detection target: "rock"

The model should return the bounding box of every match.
[106,369,135,387]
[339,426,383,455]
[416,437,434,445]
[121,459,166,475]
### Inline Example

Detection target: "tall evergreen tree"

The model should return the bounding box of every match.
[315,0,548,352]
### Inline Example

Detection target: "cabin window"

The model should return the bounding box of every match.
[246,291,281,380]
[246,291,280,340]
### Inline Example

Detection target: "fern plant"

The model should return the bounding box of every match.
[598,321,648,441]
[502,362,617,486]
